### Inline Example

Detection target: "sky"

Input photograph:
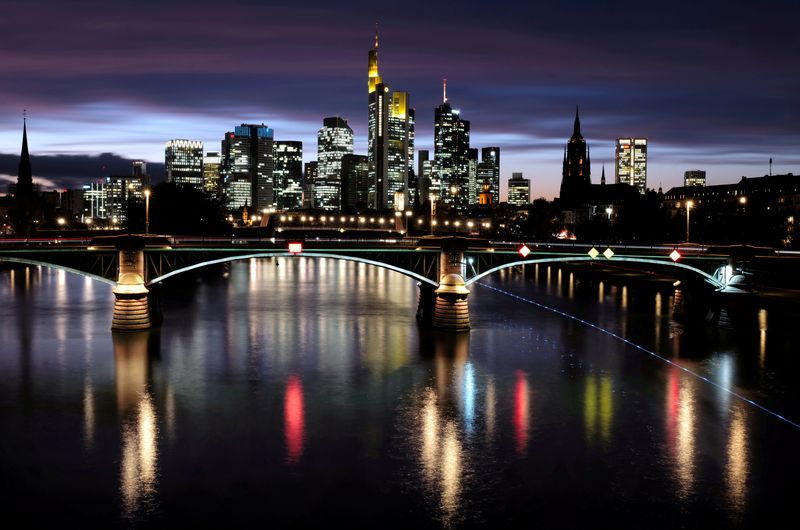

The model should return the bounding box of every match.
[1,0,798,200]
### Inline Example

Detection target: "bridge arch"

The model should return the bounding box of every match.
[147,252,439,286]
[0,256,117,286]
[464,256,724,288]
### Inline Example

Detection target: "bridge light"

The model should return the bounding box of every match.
[288,242,303,254]
[588,247,600,259]
[57,217,66,226]
[603,248,615,259]
[518,244,531,258]
[670,249,681,262]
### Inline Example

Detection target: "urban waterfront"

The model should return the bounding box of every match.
[1,258,798,528]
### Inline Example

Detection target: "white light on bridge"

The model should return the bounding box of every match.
[603,248,615,259]
[518,244,531,258]
[670,250,681,262]
[588,247,600,259]
[288,242,303,254]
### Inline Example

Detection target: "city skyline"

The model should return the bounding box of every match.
[0,0,798,200]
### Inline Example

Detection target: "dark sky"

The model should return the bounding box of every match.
[1,0,798,198]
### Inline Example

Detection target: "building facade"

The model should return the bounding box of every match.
[684,170,706,187]
[434,82,471,210]
[316,117,354,211]
[508,172,530,206]
[615,137,647,193]
[202,152,222,197]
[559,108,591,205]
[341,154,369,210]
[479,147,500,206]
[165,139,203,190]
[274,141,303,210]
[221,124,274,212]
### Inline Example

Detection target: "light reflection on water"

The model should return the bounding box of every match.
[0,260,796,527]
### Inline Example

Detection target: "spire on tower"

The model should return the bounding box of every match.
[573,105,581,136]
[17,109,33,199]
[443,78,447,103]
[601,164,606,185]
[374,23,379,49]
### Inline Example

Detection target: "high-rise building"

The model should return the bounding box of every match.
[81,181,106,221]
[615,137,647,193]
[303,161,317,209]
[132,160,150,188]
[684,170,706,187]
[341,154,370,210]
[418,150,433,205]
[387,91,414,209]
[467,148,478,206]
[165,140,203,190]
[508,172,530,206]
[559,108,591,205]
[221,123,274,212]
[434,80,471,210]
[316,117,354,211]
[274,141,303,210]
[105,175,143,223]
[202,152,222,196]
[479,147,500,206]
[368,31,389,210]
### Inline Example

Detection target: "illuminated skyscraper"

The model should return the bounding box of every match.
[221,123,274,211]
[316,117,353,210]
[467,148,478,205]
[508,172,530,206]
[387,91,414,209]
[434,80,471,209]
[105,175,143,223]
[202,152,221,196]
[684,170,706,187]
[615,137,647,193]
[418,150,433,205]
[479,147,500,205]
[559,107,591,205]
[303,161,317,209]
[165,139,203,190]
[274,141,303,210]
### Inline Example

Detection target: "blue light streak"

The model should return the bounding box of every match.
[475,280,800,431]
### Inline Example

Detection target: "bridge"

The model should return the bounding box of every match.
[0,234,743,332]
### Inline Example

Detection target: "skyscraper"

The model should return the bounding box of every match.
[132,160,150,188]
[684,170,706,187]
[202,152,221,197]
[368,31,389,210]
[508,172,530,206]
[165,140,203,190]
[434,81,471,210]
[341,154,369,210]
[479,147,500,205]
[467,148,478,206]
[274,141,303,210]
[418,150,433,205]
[615,138,647,193]
[221,124,274,211]
[316,117,354,211]
[105,175,143,223]
[387,91,414,209]
[559,107,591,205]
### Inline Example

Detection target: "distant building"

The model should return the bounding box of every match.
[274,141,303,210]
[132,160,150,188]
[418,150,433,205]
[615,138,647,193]
[316,117,354,211]
[81,182,106,221]
[434,80,471,209]
[479,147,500,206]
[165,139,203,190]
[684,170,706,187]
[221,124,274,212]
[467,148,478,206]
[202,152,222,197]
[303,161,317,209]
[508,173,530,206]
[341,154,369,210]
[559,107,591,205]
[105,175,143,223]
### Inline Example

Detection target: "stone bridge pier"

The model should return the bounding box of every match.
[417,240,470,331]
[111,237,152,332]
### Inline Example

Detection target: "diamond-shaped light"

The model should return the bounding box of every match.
[588,247,599,259]
[603,247,615,259]
[518,244,531,258]
[670,249,681,262]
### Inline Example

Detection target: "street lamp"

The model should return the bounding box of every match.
[144,188,151,234]
[430,193,437,235]
[686,200,694,242]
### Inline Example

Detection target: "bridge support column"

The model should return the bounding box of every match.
[112,241,151,332]
[432,248,470,331]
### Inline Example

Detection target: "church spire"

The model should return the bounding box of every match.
[572,105,582,138]
[601,164,606,185]
[17,110,33,198]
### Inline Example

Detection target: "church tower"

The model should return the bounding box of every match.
[559,106,591,205]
